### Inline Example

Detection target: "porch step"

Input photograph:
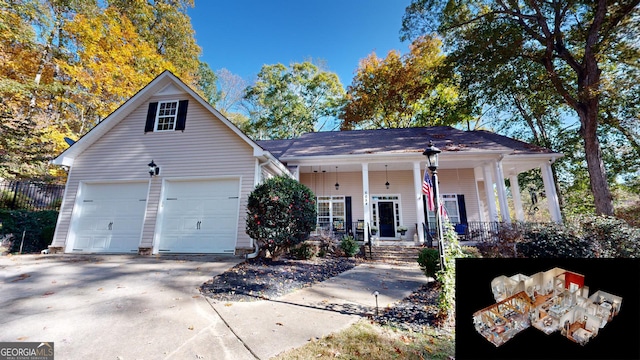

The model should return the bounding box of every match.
[366,245,425,264]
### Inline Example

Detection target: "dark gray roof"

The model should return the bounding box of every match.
[257,126,556,159]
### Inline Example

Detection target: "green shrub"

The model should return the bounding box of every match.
[0,210,58,253]
[434,222,466,325]
[417,248,440,278]
[578,215,640,258]
[339,235,359,257]
[246,176,316,259]
[516,222,598,258]
[461,246,482,258]
[289,242,316,260]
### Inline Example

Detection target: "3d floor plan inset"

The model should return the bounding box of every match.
[473,267,622,347]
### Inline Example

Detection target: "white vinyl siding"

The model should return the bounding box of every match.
[298,168,481,240]
[51,92,258,252]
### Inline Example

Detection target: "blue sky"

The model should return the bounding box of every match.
[188,0,412,88]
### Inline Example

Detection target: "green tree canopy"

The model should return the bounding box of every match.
[244,62,345,139]
[402,0,640,215]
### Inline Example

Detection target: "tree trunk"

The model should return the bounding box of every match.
[580,105,614,215]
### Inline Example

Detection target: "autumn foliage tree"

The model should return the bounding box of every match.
[341,35,472,130]
[401,0,640,215]
[57,7,177,122]
[0,0,204,181]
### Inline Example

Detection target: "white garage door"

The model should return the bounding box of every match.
[71,182,148,253]
[158,179,239,253]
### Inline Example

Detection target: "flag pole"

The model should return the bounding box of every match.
[432,167,446,271]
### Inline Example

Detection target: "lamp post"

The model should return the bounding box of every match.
[423,141,445,271]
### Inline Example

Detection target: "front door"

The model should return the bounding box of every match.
[378,201,395,237]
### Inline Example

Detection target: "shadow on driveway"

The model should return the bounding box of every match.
[0,254,255,360]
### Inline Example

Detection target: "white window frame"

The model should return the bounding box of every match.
[316,196,345,232]
[155,100,179,131]
[427,193,461,225]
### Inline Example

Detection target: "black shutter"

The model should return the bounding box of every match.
[145,102,158,133]
[457,194,468,224]
[175,100,189,131]
[345,196,352,235]
[423,195,429,228]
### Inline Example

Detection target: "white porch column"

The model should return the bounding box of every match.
[483,163,499,222]
[541,161,562,223]
[509,175,525,221]
[494,158,511,224]
[290,165,300,181]
[362,163,371,243]
[413,161,426,244]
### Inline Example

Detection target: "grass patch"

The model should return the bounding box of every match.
[272,320,454,360]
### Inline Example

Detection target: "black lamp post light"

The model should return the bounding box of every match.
[148,160,160,177]
[423,141,445,271]
[335,166,340,190]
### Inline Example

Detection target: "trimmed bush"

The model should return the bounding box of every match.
[339,235,359,257]
[417,248,440,277]
[246,176,316,259]
[289,242,316,260]
[0,210,58,253]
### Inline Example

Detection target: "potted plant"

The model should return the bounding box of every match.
[397,226,408,236]
[370,226,378,235]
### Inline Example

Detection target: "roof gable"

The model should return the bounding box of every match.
[53,70,270,166]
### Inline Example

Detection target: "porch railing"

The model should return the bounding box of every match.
[422,221,550,243]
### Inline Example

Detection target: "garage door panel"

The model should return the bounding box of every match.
[70,182,147,253]
[108,235,140,252]
[158,179,239,253]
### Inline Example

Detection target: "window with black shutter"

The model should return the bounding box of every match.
[144,100,189,132]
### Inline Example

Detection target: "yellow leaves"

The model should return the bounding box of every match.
[57,7,176,120]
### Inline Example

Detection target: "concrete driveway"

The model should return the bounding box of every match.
[0,254,253,360]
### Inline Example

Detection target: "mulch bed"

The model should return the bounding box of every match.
[200,256,358,302]
[373,282,441,332]
[199,255,444,332]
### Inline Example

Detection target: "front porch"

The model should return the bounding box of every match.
[295,159,561,247]
[257,126,563,249]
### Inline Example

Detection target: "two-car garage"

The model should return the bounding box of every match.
[68,178,240,254]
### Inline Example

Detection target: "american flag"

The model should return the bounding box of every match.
[422,168,435,211]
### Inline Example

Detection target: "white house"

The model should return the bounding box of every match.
[49,71,563,254]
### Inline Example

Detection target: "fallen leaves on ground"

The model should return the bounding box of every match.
[12,273,30,282]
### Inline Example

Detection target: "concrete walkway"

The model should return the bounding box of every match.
[210,262,428,359]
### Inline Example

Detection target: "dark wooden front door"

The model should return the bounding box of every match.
[378,201,395,237]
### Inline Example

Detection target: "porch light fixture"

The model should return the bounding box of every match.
[334,166,340,190]
[385,165,390,189]
[423,141,441,171]
[148,160,160,177]
[422,141,445,271]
